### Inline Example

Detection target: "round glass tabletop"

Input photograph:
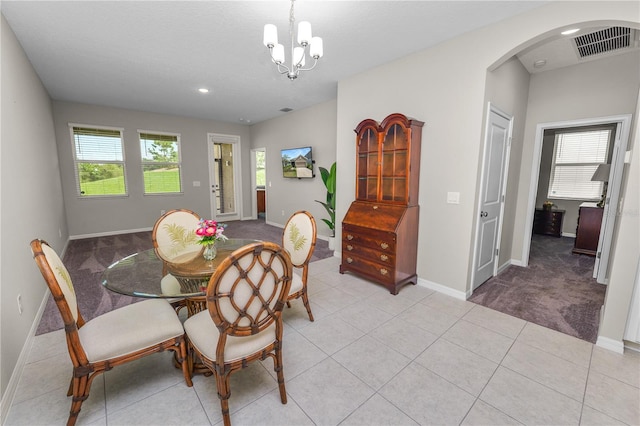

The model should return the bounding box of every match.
[101,238,259,298]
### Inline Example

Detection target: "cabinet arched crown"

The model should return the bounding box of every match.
[355,113,423,206]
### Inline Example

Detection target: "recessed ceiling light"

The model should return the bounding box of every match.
[533,59,547,69]
[561,28,580,35]
[198,88,209,93]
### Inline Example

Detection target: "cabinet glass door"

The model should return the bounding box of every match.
[357,127,379,201]
[381,123,408,203]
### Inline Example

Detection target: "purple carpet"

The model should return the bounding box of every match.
[469,234,606,343]
[36,219,333,335]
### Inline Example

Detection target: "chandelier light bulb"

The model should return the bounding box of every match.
[263,24,278,47]
[310,37,323,59]
[297,21,312,45]
[272,44,285,64]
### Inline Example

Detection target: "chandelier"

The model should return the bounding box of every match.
[263,0,323,80]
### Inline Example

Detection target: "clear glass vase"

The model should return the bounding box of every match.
[202,243,217,261]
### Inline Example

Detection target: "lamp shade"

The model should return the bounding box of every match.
[297,21,312,45]
[272,44,285,64]
[591,163,611,182]
[263,24,278,47]
[310,37,323,58]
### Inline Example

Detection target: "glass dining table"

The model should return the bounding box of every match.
[101,238,259,300]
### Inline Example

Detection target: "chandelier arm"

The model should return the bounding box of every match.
[276,63,292,75]
[297,57,319,72]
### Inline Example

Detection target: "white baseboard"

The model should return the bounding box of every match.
[596,336,624,354]
[1,289,51,424]
[510,258,525,267]
[417,277,468,300]
[265,220,284,229]
[562,232,576,238]
[70,227,153,240]
[497,260,512,274]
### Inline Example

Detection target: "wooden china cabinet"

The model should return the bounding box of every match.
[339,113,424,295]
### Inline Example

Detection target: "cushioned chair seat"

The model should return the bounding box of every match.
[184,310,276,363]
[288,271,303,296]
[78,299,185,362]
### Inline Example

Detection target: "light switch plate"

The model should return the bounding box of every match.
[193,181,201,187]
[447,192,460,204]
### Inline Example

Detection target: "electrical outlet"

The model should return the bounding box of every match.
[281,210,285,216]
[161,210,166,215]
[17,294,23,315]
[58,228,62,238]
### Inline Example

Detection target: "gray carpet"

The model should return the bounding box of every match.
[469,234,606,343]
[36,219,333,335]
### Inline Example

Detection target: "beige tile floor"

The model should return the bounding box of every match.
[6,257,640,425]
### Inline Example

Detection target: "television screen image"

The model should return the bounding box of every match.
[281,147,314,178]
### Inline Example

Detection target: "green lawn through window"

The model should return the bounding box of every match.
[80,169,180,196]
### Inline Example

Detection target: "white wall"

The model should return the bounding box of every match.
[249,99,337,237]
[600,90,640,345]
[52,101,252,236]
[1,14,66,401]
[335,1,639,348]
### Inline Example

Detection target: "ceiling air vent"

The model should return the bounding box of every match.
[574,27,632,58]
[279,107,293,113]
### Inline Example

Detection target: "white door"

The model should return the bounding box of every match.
[473,106,512,289]
[207,133,241,221]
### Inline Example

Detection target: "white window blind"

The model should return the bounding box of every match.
[139,132,182,194]
[548,129,610,200]
[72,126,127,197]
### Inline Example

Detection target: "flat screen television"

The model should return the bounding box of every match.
[281,146,314,178]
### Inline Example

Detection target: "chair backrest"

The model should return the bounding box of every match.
[152,209,202,263]
[206,242,292,337]
[282,211,317,268]
[30,239,88,363]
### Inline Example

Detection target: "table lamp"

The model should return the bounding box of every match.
[591,163,610,208]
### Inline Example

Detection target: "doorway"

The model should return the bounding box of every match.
[207,133,241,221]
[251,148,266,220]
[522,115,631,283]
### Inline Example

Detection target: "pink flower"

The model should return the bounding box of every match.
[205,226,216,236]
[196,228,206,236]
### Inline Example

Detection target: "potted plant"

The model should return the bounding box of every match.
[315,162,336,250]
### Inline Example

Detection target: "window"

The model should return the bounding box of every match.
[548,129,611,200]
[139,132,182,194]
[72,126,127,197]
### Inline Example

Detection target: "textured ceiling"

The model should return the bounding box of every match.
[2,1,554,124]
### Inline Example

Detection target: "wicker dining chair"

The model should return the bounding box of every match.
[183,242,292,426]
[282,210,317,321]
[30,239,193,426]
[152,209,202,307]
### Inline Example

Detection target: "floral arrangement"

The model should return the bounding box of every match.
[195,219,228,246]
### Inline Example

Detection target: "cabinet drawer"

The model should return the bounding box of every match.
[341,254,395,285]
[342,225,396,252]
[343,243,395,266]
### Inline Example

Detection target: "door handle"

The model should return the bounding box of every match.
[480,211,488,218]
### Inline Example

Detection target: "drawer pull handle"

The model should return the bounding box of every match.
[346,245,353,251]
[373,205,379,210]
[380,254,388,261]
[380,268,388,275]
[346,257,353,263]
[380,242,389,249]
[347,234,354,240]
